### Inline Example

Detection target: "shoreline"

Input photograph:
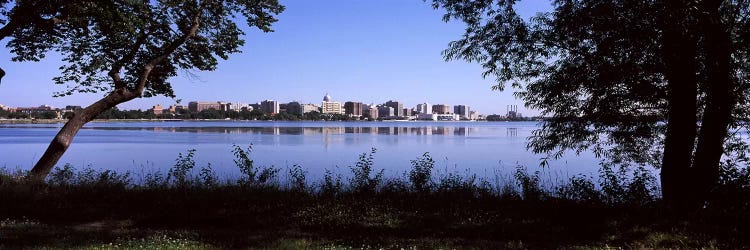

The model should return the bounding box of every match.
[0,118,537,124]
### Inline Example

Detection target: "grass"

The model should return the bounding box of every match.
[1,148,748,249]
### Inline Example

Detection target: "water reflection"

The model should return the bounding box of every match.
[82,126,479,136]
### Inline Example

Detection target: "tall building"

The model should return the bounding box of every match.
[377,105,395,118]
[367,106,379,119]
[403,108,412,117]
[321,93,343,114]
[454,105,470,119]
[260,100,280,114]
[416,102,431,114]
[344,101,363,117]
[385,100,404,117]
[432,104,451,114]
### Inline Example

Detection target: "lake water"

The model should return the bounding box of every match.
[0,121,600,180]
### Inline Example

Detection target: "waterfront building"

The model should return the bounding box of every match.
[368,106,379,119]
[229,102,250,111]
[417,113,460,121]
[403,108,412,117]
[344,101,363,117]
[188,101,226,112]
[454,105,470,119]
[260,100,280,114]
[151,104,163,115]
[385,100,404,117]
[416,102,431,114]
[432,104,451,114]
[377,105,395,118]
[321,93,343,114]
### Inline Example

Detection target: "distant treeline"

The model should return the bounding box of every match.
[103,107,363,121]
[0,109,58,119]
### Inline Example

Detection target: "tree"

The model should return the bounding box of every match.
[1,1,284,181]
[432,0,749,210]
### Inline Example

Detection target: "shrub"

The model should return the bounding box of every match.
[48,164,75,186]
[232,144,279,187]
[199,163,219,188]
[349,148,384,194]
[169,149,196,187]
[514,166,543,201]
[409,152,435,193]
[288,164,307,192]
[321,168,343,196]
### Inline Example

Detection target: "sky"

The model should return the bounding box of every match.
[0,0,550,116]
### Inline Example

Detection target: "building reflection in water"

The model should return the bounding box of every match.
[91,126,476,136]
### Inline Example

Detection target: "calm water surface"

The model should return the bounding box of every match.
[0,121,599,179]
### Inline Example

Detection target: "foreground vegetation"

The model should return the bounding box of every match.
[1,147,749,249]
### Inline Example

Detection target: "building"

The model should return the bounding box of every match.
[416,103,431,114]
[168,105,185,113]
[260,100,280,114]
[377,105,395,118]
[302,104,319,114]
[417,113,460,121]
[229,102,250,111]
[151,104,164,115]
[344,101,363,117]
[321,93,343,114]
[432,104,451,114]
[188,101,226,112]
[385,100,404,117]
[403,108,412,117]
[454,105,470,119]
[16,105,60,118]
[367,106,379,119]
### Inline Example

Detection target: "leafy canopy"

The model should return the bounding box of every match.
[3,0,283,98]
[432,0,750,166]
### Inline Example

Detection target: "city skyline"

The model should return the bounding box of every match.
[0,0,549,116]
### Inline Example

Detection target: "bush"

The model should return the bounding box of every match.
[288,164,307,192]
[409,152,435,193]
[232,144,279,187]
[514,166,543,201]
[349,148,383,194]
[169,149,196,187]
[321,168,343,196]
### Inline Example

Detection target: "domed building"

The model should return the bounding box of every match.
[321,93,343,114]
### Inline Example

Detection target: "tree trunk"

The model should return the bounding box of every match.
[28,89,139,182]
[690,0,735,208]
[659,0,698,209]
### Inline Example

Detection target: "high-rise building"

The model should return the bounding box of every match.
[454,105,470,119]
[377,105,395,118]
[260,100,280,114]
[403,108,412,117]
[416,102,431,114]
[367,106,379,119]
[321,93,343,114]
[385,100,404,117]
[344,101,363,117]
[432,104,451,114]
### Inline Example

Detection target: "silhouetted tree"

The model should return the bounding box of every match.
[1,1,284,181]
[432,0,749,210]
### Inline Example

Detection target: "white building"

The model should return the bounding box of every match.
[416,102,431,114]
[321,93,343,114]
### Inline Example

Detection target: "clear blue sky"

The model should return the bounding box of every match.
[0,0,549,116]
